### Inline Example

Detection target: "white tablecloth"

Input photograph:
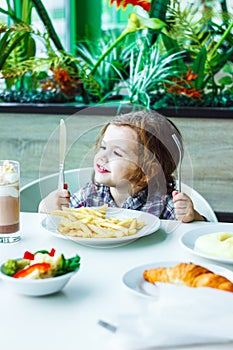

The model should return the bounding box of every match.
[0,213,232,350]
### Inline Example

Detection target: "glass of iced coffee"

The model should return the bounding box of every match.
[0,160,20,243]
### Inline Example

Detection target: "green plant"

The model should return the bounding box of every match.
[91,13,166,76]
[76,32,133,100]
[164,1,233,99]
[117,37,185,108]
[73,0,232,107]
[0,0,91,102]
[75,0,169,104]
[219,61,233,88]
[0,0,37,90]
[0,0,232,107]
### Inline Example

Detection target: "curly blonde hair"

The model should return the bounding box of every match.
[95,109,183,196]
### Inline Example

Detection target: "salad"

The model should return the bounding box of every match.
[1,248,80,280]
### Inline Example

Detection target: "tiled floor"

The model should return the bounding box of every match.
[0,111,232,214]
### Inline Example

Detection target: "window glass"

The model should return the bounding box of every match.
[0,1,8,24]
[101,2,133,31]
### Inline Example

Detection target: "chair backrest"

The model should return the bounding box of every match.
[180,182,218,222]
[20,167,218,221]
[20,167,93,213]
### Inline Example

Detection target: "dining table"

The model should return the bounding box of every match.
[0,211,233,350]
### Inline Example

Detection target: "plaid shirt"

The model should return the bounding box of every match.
[70,182,175,220]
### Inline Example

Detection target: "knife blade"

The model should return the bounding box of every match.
[172,133,182,193]
[58,118,67,190]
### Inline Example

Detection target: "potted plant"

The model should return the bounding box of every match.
[0,0,92,104]
[0,0,232,116]
[75,0,233,113]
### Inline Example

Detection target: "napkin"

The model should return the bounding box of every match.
[98,284,233,350]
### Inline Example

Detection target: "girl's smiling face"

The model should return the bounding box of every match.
[94,124,139,188]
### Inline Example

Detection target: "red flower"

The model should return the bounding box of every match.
[52,67,70,83]
[166,69,202,99]
[41,66,83,98]
[109,0,150,12]
[185,68,198,81]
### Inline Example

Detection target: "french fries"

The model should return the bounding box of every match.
[52,205,145,238]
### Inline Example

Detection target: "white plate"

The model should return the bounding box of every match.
[122,260,233,298]
[179,223,233,264]
[41,208,160,248]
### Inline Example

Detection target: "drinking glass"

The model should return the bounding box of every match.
[0,160,20,243]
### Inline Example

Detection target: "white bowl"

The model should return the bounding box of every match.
[0,268,78,296]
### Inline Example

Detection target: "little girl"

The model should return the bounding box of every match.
[39,110,206,222]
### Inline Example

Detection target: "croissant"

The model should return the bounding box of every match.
[143,263,233,293]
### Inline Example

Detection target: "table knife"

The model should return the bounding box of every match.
[172,133,182,193]
[58,118,67,190]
